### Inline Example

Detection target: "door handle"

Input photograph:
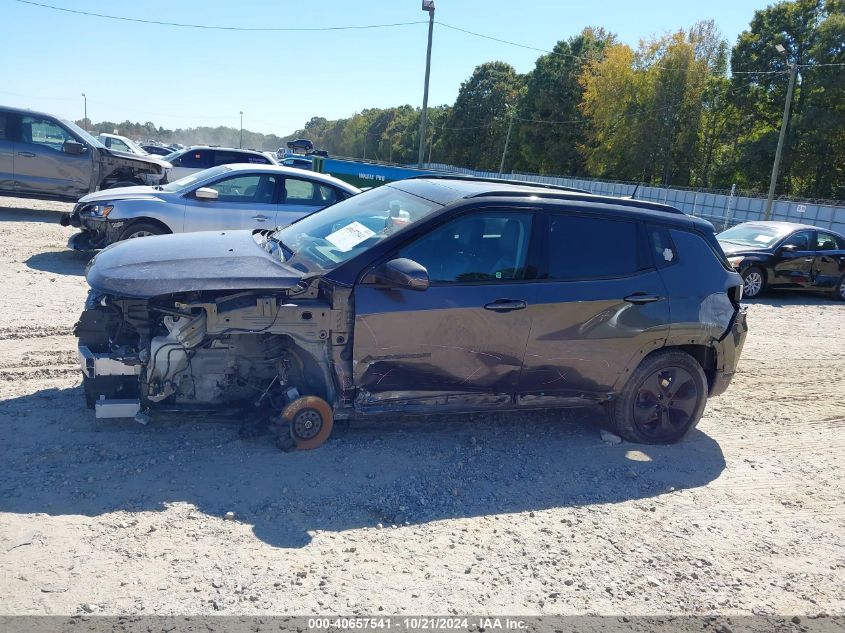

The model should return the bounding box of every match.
[804,257,814,262]
[251,215,270,221]
[483,299,527,313]
[17,151,35,158]
[624,292,662,305]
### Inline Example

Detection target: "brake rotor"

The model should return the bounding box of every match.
[282,395,334,450]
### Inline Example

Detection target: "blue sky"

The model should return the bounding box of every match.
[1,0,770,136]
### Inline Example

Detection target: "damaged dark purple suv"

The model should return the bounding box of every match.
[75,176,747,448]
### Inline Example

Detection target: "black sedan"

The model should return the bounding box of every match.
[717,221,845,300]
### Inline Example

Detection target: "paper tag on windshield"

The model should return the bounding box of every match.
[325,221,376,252]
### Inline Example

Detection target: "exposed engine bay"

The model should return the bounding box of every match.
[74,281,353,448]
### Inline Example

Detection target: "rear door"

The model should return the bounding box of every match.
[770,229,815,288]
[812,231,845,290]
[276,177,334,226]
[518,213,670,400]
[182,171,280,231]
[15,114,92,197]
[0,111,13,191]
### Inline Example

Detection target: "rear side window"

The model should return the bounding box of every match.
[0,113,6,140]
[542,214,644,280]
[179,150,212,169]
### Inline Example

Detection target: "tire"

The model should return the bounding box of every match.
[283,395,334,450]
[118,222,166,241]
[109,180,141,189]
[833,273,845,301]
[608,349,708,444]
[741,266,766,299]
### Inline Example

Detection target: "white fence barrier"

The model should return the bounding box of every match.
[423,163,845,234]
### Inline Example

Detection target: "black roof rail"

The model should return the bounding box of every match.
[407,173,686,215]
[407,173,591,194]
[472,189,686,215]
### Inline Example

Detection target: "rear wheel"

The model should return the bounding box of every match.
[833,274,845,301]
[741,266,765,299]
[118,222,166,241]
[608,350,708,444]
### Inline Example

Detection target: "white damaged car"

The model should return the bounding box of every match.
[62,164,360,250]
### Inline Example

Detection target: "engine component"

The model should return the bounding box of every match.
[146,312,207,402]
[283,396,334,450]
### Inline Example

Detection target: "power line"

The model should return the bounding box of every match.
[12,0,427,31]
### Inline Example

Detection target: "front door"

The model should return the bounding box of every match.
[518,214,670,400]
[770,230,815,288]
[15,115,91,198]
[353,210,536,407]
[812,230,845,290]
[182,172,280,232]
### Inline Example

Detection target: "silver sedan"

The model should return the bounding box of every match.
[64,164,360,250]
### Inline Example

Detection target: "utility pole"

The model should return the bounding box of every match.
[417,1,435,167]
[239,111,243,149]
[764,50,798,220]
[499,110,514,174]
[81,93,87,128]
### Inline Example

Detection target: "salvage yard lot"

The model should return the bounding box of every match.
[0,196,843,616]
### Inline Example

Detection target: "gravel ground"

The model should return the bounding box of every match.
[0,196,843,617]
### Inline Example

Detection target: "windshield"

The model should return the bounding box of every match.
[159,165,231,192]
[120,136,147,155]
[271,185,442,272]
[162,149,183,162]
[717,224,790,248]
[62,119,105,148]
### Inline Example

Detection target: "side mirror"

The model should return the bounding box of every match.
[367,258,429,291]
[777,243,798,255]
[194,187,219,201]
[63,141,86,155]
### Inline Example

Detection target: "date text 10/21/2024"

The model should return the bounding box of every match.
[307,617,528,630]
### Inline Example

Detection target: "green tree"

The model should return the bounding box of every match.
[513,27,613,175]
[438,61,526,170]
[722,0,845,198]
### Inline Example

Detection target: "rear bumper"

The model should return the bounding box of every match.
[710,307,748,397]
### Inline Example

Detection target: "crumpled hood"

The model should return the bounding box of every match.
[86,230,306,298]
[78,185,161,204]
[718,241,771,256]
[104,148,171,170]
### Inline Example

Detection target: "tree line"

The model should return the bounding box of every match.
[86,0,844,200]
[292,0,845,200]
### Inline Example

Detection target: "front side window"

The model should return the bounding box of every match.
[816,231,844,251]
[206,174,277,203]
[781,230,813,250]
[399,212,533,283]
[0,113,8,140]
[109,138,130,152]
[21,116,72,151]
[542,214,644,280]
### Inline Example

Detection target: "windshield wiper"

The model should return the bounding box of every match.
[268,234,294,260]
